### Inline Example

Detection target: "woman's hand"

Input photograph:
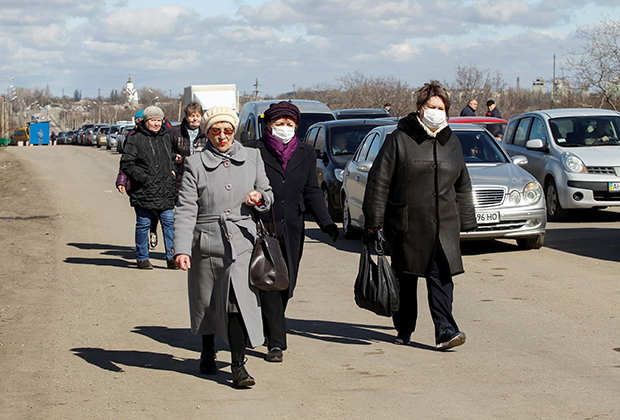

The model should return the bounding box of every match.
[176,254,191,271]
[117,185,125,194]
[245,190,263,206]
[175,154,183,164]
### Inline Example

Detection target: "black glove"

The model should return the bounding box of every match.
[324,223,340,243]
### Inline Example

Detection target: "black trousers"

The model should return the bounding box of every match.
[260,289,289,350]
[392,249,459,340]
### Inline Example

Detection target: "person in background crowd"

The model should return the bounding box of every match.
[486,100,502,118]
[245,101,339,363]
[117,109,159,250]
[363,81,477,350]
[120,106,177,270]
[174,106,273,387]
[460,99,478,116]
[169,101,208,198]
[384,103,396,117]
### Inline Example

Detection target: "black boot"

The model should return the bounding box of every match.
[231,358,255,387]
[200,335,217,375]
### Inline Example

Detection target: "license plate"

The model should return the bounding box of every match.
[609,182,620,192]
[476,211,500,224]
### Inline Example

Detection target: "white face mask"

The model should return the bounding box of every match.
[271,126,296,144]
[421,108,447,129]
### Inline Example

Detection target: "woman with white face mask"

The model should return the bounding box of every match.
[244,101,339,363]
[362,81,477,351]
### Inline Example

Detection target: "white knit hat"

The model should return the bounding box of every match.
[201,106,239,133]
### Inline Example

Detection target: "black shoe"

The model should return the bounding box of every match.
[199,348,217,375]
[436,328,466,350]
[149,231,158,249]
[167,259,177,270]
[394,333,411,345]
[231,359,255,387]
[137,259,153,270]
[265,347,283,362]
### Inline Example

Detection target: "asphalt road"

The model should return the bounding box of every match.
[1,144,620,419]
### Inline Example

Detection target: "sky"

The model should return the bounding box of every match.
[1,0,619,99]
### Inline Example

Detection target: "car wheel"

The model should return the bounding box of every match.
[516,234,545,250]
[342,195,360,239]
[97,144,101,148]
[106,144,111,150]
[545,179,568,222]
[322,186,341,222]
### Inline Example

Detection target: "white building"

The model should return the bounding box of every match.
[532,77,546,94]
[122,77,139,106]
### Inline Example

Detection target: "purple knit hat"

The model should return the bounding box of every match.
[263,101,301,123]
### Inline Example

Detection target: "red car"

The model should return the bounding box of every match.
[449,116,508,142]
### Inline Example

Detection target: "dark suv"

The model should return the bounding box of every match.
[304,118,394,220]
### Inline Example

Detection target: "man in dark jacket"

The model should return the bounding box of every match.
[363,81,477,350]
[460,99,477,116]
[485,100,502,118]
[120,106,177,270]
[245,101,339,363]
[168,101,208,198]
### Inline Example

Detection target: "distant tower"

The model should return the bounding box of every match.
[123,76,139,106]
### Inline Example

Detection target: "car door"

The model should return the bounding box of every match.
[314,126,328,187]
[522,117,550,182]
[346,131,376,225]
[504,117,538,177]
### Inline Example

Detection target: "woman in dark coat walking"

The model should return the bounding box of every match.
[363,81,477,350]
[120,106,177,269]
[245,101,339,363]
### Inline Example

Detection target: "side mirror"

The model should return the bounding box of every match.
[511,155,528,166]
[315,149,324,159]
[239,131,251,143]
[525,138,546,152]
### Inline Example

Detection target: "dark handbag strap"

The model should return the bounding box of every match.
[256,206,278,237]
[362,231,385,256]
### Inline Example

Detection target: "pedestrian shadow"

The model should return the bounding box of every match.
[64,243,171,268]
[70,347,236,388]
[286,318,436,351]
[131,326,200,352]
[304,227,364,254]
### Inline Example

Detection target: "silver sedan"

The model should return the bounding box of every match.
[341,123,547,249]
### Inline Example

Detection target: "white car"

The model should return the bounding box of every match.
[502,108,620,221]
[341,123,547,249]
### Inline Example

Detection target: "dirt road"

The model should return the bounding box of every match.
[1,145,619,419]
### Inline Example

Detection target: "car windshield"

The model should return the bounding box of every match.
[549,116,620,147]
[329,125,379,155]
[454,129,509,163]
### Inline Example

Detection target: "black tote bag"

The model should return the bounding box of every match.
[354,233,400,317]
[249,214,289,292]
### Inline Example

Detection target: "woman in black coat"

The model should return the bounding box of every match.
[245,101,339,363]
[363,81,477,350]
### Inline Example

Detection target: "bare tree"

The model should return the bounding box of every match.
[447,63,508,116]
[565,18,620,110]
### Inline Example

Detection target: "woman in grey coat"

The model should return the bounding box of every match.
[173,106,273,387]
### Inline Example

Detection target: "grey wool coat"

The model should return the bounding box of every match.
[173,142,273,348]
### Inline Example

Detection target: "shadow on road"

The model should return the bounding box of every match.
[543,227,620,263]
[286,318,437,351]
[131,326,199,352]
[70,347,236,387]
[304,226,364,253]
[64,243,172,268]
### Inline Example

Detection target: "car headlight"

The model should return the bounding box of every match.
[562,153,586,173]
[335,169,344,182]
[508,190,520,205]
[523,182,542,204]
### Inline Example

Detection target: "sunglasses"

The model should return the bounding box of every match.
[210,127,235,136]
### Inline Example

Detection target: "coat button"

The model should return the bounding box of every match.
[223,161,230,168]
[227,233,233,240]
[225,184,232,190]
[281,219,285,223]
[281,199,286,204]
[227,258,232,263]
[225,209,231,214]
[281,180,286,184]
[433,219,438,224]
[432,192,437,197]
[430,164,436,170]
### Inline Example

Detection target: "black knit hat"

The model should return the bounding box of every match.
[264,101,301,123]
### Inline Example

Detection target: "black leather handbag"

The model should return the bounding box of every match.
[354,233,400,317]
[249,212,289,292]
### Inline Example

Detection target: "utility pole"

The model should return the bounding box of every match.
[253,78,259,100]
